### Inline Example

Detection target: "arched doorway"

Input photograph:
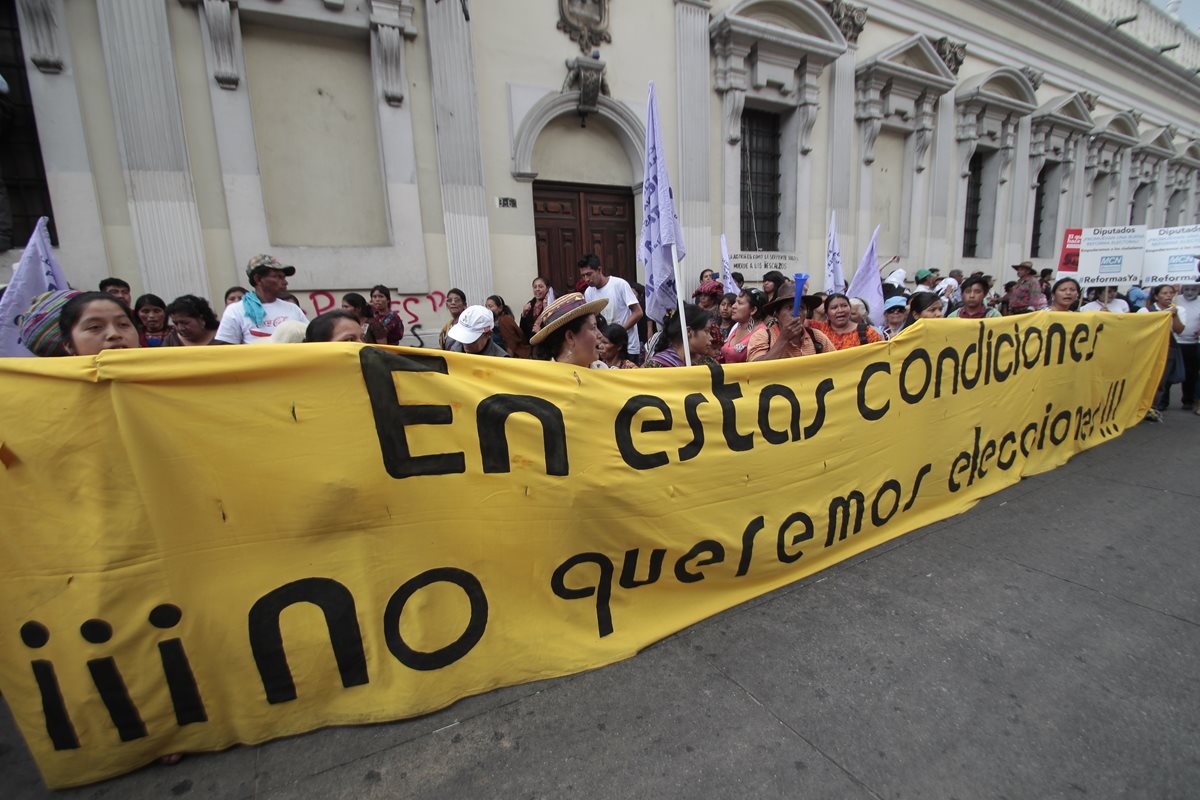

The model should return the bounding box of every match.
[514,92,645,295]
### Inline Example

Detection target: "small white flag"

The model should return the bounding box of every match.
[824,211,845,294]
[0,218,70,357]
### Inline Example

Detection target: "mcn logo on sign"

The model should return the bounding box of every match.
[1099,255,1123,273]
[1167,255,1195,275]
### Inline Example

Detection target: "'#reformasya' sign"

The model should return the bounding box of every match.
[0,313,1169,787]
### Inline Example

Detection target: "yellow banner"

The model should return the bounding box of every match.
[0,313,1168,787]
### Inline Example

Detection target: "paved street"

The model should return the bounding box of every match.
[4,410,1199,799]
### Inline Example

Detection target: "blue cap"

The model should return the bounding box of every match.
[884,296,908,311]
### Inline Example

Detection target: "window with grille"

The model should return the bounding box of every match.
[962,152,983,258]
[0,0,56,251]
[740,109,780,252]
[1029,162,1053,258]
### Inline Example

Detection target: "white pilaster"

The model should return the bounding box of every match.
[424,0,492,303]
[97,0,209,300]
[827,49,857,243]
[675,0,712,262]
[14,0,108,283]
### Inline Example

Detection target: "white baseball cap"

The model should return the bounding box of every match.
[447,305,494,344]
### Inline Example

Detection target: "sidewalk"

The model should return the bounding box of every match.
[4,410,1199,799]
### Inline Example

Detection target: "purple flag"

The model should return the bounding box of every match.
[824,210,845,294]
[640,82,687,324]
[0,218,70,357]
[848,225,885,328]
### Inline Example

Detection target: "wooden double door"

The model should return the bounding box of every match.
[533,182,637,295]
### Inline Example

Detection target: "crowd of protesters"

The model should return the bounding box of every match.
[12,250,1198,421]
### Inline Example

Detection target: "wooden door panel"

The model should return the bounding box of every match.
[534,182,636,296]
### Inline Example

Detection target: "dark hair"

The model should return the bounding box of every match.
[761,270,788,288]
[223,286,247,302]
[1004,281,1017,292]
[532,276,549,288]
[602,323,630,361]
[532,312,595,360]
[166,295,219,330]
[134,293,166,313]
[58,292,138,343]
[98,277,130,293]
[906,292,943,325]
[1050,277,1081,309]
[654,303,710,353]
[305,310,360,343]
[1151,284,1173,303]
[342,292,372,320]
[960,276,989,295]
[577,253,601,270]
[446,287,467,304]
[741,288,769,321]
[369,285,392,302]
[278,292,299,304]
[487,294,515,318]
[699,268,714,280]
[721,292,738,306]
[822,292,850,312]
[731,271,744,283]
[1040,268,1054,279]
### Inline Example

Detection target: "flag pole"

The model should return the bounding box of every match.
[670,243,692,366]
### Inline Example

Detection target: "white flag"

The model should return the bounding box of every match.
[848,225,885,327]
[640,82,686,324]
[0,218,70,357]
[824,210,845,294]
[720,234,738,295]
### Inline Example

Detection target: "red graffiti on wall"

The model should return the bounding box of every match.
[302,290,450,347]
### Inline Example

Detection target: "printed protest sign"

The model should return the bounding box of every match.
[1142,224,1200,285]
[0,315,1169,787]
[1057,228,1082,275]
[1077,225,1145,290]
[728,251,801,284]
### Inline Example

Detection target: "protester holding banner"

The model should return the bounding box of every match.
[530,292,608,368]
[809,293,882,349]
[597,323,638,370]
[368,285,405,346]
[1080,287,1130,314]
[304,310,365,343]
[165,295,219,346]
[721,289,768,365]
[520,277,552,342]
[58,292,142,356]
[439,288,467,349]
[748,284,834,361]
[947,277,1001,319]
[1048,278,1082,313]
[1176,284,1200,413]
[644,303,712,368]
[1138,285,1187,417]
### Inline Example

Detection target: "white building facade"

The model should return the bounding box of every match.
[4,0,1199,339]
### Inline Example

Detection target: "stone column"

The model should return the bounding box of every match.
[97,0,210,300]
[424,0,492,303]
[675,0,712,265]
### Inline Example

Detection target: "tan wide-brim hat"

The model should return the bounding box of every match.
[529,292,609,345]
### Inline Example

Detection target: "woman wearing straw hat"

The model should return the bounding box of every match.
[530,292,610,368]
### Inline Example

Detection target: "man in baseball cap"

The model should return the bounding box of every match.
[446,305,509,357]
[215,254,307,343]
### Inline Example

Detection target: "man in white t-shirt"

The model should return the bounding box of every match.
[215,254,309,344]
[934,269,963,307]
[1175,284,1199,411]
[579,253,643,358]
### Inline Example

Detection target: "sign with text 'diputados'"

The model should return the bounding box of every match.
[0,314,1169,787]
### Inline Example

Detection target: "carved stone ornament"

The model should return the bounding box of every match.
[913,92,937,173]
[821,1,867,45]
[371,0,417,107]
[934,36,966,76]
[202,0,239,90]
[854,79,884,165]
[1080,91,1099,111]
[18,0,63,74]
[562,56,610,123]
[557,0,611,54]
[1019,66,1044,91]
